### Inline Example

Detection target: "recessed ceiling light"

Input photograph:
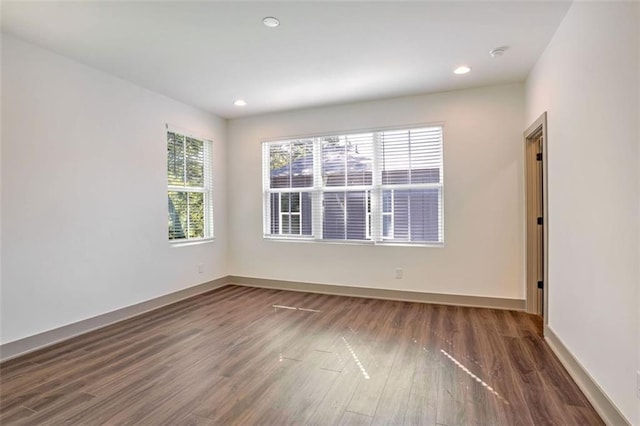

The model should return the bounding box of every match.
[454,66,471,75]
[233,99,247,107]
[262,17,280,28]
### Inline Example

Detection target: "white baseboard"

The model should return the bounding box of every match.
[3,276,625,425]
[544,325,631,426]
[227,275,525,311]
[0,277,230,362]
[0,275,525,363]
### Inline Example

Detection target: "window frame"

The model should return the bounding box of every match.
[365,189,394,240]
[381,189,395,239]
[278,191,303,236]
[262,124,444,247]
[167,127,214,244]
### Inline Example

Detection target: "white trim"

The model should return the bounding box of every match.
[165,123,213,144]
[204,139,213,238]
[167,186,207,193]
[228,275,524,311]
[278,192,303,236]
[260,121,445,144]
[169,237,214,247]
[0,277,230,362]
[266,187,314,193]
[365,189,372,239]
[523,112,548,318]
[263,235,444,248]
[1,276,523,364]
[544,326,630,425]
[312,141,324,239]
[382,189,394,239]
[371,132,382,241]
[262,143,272,236]
[438,126,445,244]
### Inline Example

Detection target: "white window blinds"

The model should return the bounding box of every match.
[262,126,443,245]
[168,130,214,241]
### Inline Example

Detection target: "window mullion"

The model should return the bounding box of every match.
[379,183,441,191]
[264,191,270,236]
[371,132,382,242]
[298,192,303,235]
[342,192,347,240]
[408,130,412,185]
[183,137,190,239]
[408,189,412,242]
[263,143,271,236]
[391,190,395,238]
[439,186,444,244]
[407,131,412,242]
[280,193,285,234]
[288,143,293,188]
[186,192,191,239]
[182,137,187,187]
[312,138,323,239]
[205,140,213,238]
[168,186,205,193]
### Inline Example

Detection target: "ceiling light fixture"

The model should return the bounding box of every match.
[453,66,471,75]
[233,99,247,107]
[262,17,280,28]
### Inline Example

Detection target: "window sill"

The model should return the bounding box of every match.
[263,236,443,248]
[170,238,215,248]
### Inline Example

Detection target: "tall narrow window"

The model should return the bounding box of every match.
[264,139,314,237]
[167,130,213,241]
[262,126,443,245]
[379,128,443,243]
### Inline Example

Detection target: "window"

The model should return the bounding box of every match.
[262,126,443,245]
[167,130,213,242]
[278,192,303,235]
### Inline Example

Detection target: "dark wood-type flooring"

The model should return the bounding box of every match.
[0,285,602,425]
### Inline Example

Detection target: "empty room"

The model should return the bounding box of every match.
[1,1,638,425]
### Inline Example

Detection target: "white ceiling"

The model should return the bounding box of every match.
[1,1,571,119]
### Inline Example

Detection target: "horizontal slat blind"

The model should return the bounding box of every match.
[262,125,443,245]
[380,127,443,243]
[264,139,314,237]
[168,131,214,241]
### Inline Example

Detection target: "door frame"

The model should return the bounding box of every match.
[524,112,549,325]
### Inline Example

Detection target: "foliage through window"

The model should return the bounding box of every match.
[167,130,213,241]
[262,126,443,245]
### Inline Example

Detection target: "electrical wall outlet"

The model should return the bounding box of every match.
[395,268,403,279]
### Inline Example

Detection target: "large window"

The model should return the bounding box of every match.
[167,130,213,242]
[262,126,443,245]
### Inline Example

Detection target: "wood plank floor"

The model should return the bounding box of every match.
[0,285,602,425]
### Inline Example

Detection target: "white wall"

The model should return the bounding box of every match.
[0,35,228,344]
[526,2,639,423]
[637,7,640,425]
[227,84,525,300]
